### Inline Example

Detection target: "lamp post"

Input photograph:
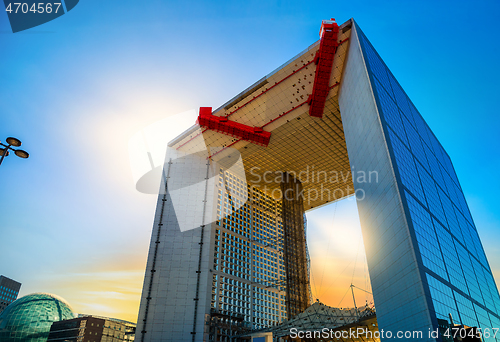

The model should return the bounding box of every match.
[0,137,29,166]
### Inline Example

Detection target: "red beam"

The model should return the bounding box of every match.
[225,38,347,120]
[198,107,271,147]
[188,24,348,151]
[193,82,341,152]
[308,19,339,118]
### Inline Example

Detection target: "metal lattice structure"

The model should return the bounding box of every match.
[280,173,310,319]
[247,301,378,340]
[303,214,314,306]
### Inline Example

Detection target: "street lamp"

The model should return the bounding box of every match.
[0,137,29,166]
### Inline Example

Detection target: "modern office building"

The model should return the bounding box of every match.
[135,18,500,341]
[0,276,21,314]
[47,315,136,342]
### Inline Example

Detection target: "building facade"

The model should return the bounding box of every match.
[135,18,500,342]
[48,315,136,342]
[344,23,500,340]
[48,316,106,342]
[0,276,21,314]
[135,153,308,341]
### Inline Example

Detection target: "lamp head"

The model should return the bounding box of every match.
[0,148,10,156]
[6,137,22,147]
[14,149,29,159]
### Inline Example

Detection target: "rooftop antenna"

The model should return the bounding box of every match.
[350,284,373,320]
[350,283,359,321]
[449,313,455,326]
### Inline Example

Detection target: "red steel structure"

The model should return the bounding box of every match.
[197,107,271,147]
[197,20,340,149]
[308,19,339,118]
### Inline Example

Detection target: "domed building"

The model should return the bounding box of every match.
[0,293,75,342]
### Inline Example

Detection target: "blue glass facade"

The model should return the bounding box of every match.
[0,293,75,342]
[0,286,19,309]
[356,23,500,339]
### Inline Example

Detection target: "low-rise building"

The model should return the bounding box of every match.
[47,315,136,342]
[0,275,21,314]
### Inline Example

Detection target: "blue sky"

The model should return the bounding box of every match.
[1,0,499,321]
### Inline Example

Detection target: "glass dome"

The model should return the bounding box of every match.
[0,293,75,342]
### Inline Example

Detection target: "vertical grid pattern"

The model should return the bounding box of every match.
[210,168,288,340]
[356,23,500,337]
[280,174,310,318]
[339,23,434,339]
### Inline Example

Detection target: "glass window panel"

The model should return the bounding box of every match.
[455,242,484,306]
[406,191,447,279]
[372,78,410,146]
[433,219,469,295]
[387,128,426,204]
[357,29,394,95]
[454,291,479,327]
[417,164,447,226]
[474,304,496,342]
[403,117,429,169]
[427,273,459,321]
[409,102,433,149]
[439,189,465,244]
[387,72,413,124]
[357,23,500,327]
